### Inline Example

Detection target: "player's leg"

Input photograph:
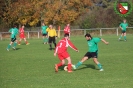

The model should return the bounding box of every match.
[53,37,56,48]
[74,52,90,69]
[74,56,88,69]
[12,38,17,49]
[92,52,103,71]
[66,57,73,72]
[45,34,48,44]
[43,35,47,44]
[123,32,126,41]
[55,54,65,72]
[6,39,13,51]
[119,32,123,40]
[93,58,103,71]
[42,34,45,44]
[18,38,22,45]
[24,37,29,45]
[48,37,52,50]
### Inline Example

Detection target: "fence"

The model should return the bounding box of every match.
[0,27,133,40]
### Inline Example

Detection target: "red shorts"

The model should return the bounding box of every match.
[58,52,70,60]
[20,34,25,39]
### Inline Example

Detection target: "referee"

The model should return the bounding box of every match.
[46,25,57,50]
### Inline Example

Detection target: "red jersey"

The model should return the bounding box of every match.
[19,28,25,38]
[55,38,78,54]
[19,28,24,35]
[64,26,70,34]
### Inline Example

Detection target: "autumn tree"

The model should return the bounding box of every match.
[1,0,92,27]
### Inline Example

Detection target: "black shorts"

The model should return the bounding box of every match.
[84,52,98,58]
[11,37,16,42]
[49,36,56,43]
[122,30,126,33]
[42,33,47,36]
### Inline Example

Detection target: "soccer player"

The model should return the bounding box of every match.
[73,33,109,71]
[54,34,79,73]
[64,24,70,35]
[6,25,18,51]
[41,23,48,44]
[18,25,29,45]
[118,19,128,41]
[46,25,57,50]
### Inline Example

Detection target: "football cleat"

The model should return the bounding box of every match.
[26,43,30,45]
[99,69,104,71]
[55,64,58,72]
[12,47,16,50]
[6,48,9,51]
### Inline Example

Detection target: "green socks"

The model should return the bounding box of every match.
[13,42,17,47]
[124,36,126,40]
[119,35,122,39]
[75,61,82,68]
[44,38,48,43]
[7,44,11,49]
[97,63,103,69]
[119,36,127,40]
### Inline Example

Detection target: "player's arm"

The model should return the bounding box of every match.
[16,29,19,35]
[126,23,128,28]
[119,24,123,30]
[67,40,79,52]
[9,29,11,33]
[101,38,109,45]
[54,43,60,56]
[54,29,57,38]
[19,28,21,33]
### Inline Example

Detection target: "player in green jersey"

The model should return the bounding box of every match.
[118,19,128,41]
[41,23,48,44]
[73,34,109,71]
[6,25,18,51]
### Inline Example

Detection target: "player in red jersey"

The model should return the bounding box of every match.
[64,24,70,35]
[54,34,79,73]
[18,25,29,45]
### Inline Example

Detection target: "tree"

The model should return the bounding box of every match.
[1,0,92,27]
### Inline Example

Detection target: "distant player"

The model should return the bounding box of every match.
[54,34,79,73]
[6,25,18,51]
[118,19,128,41]
[46,25,57,50]
[41,23,48,44]
[18,25,29,45]
[64,24,70,36]
[73,34,109,71]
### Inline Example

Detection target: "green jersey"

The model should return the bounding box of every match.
[87,37,101,52]
[119,23,128,31]
[41,26,48,34]
[9,28,18,38]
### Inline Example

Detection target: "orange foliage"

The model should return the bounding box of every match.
[2,0,92,26]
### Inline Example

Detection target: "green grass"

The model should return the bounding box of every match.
[0,35,133,88]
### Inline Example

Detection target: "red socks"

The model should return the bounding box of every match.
[67,64,72,71]
[57,62,63,67]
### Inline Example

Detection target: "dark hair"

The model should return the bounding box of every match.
[64,34,69,37]
[14,25,17,28]
[85,33,92,38]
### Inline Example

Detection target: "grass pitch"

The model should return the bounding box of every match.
[0,35,133,88]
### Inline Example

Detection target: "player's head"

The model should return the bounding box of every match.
[123,19,126,23]
[64,34,69,39]
[49,25,53,29]
[13,25,17,28]
[67,24,70,26]
[22,25,25,28]
[85,33,92,40]
[42,23,45,26]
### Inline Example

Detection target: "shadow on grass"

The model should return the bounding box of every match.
[76,64,97,70]
[16,48,21,50]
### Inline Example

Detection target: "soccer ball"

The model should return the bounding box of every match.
[64,64,75,71]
